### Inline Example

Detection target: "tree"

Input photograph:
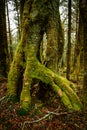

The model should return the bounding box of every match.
[0,0,9,78]
[12,0,20,40]
[45,0,64,73]
[20,0,25,26]
[6,0,13,62]
[66,0,72,80]
[79,0,87,109]
[7,0,82,112]
[72,12,83,82]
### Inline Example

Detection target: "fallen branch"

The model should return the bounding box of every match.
[22,113,50,130]
[22,110,67,130]
[0,96,6,102]
[46,110,67,116]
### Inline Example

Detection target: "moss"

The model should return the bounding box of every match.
[17,108,29,116]
[8,42,82,111]
[7,23,28,99]
[53,75,82,109]
[29,58,82,110]
[61,92,72,109]
[31,57,82,110]
[51,83,73,110]
[6,94,18,103]
[20,88,31,111]
[20,61,33,111]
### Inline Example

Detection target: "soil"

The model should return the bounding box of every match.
[0,79,87,130]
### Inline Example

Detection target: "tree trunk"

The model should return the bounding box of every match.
[79,0,87,109]
[14,0,21,39]
[72,13,83,82]
[6,1,13,62]
[0,0,9,77]
[7,0,82,112]
[45,0,59,72]
[46,0,64,73]
[66,0,72,80]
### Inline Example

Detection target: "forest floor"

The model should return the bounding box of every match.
[0,77,87,130]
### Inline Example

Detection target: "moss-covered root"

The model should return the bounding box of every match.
[20,78,32,112]
[20,62,32,112]
[30,61,82,111]
[19,45,82,111]
[53,75,82,110]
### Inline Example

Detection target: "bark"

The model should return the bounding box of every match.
[45,0,59,72]
[20,0,25,24]
[7,0,82,112]
[46,0,64,73]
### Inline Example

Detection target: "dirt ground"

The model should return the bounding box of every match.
[0,79,87,130]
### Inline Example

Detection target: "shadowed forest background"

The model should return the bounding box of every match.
[0,0,87,129]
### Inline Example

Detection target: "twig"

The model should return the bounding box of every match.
[0,96,6,102]
[46,110,67,116]
[22,113,51,130]
[22,110,67,130]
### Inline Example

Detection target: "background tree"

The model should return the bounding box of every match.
[13,0,20,39]
[72,12,83,82]
[6,0,13,62]
[79,0,87,110]
[20,0,25,28]
[6,0,21,55]
[66,0,72,80]
[0,0,9,78]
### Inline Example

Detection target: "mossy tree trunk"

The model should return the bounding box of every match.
[7,0,82,112]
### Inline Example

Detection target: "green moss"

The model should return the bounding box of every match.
[7,94,18,103]
[8,42,82,111]
[7,41,24,97]
[61,92,72,109]
[53,75,82,109]
[17,108,29,116]
[51,83,73,110]
[20,90,31,111]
